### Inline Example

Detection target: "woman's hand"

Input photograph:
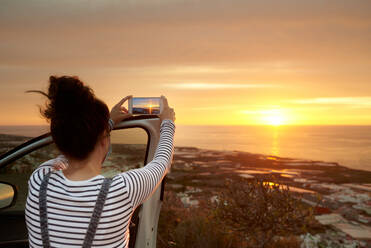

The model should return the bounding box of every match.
[51,155,69,171]
[110,95,133,124]
[160,96,175,122]
[52,161,68,171]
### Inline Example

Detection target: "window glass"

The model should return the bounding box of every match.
[0,143,59,212]
[102,127,148,177]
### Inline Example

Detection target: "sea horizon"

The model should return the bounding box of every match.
[1,124,371,172]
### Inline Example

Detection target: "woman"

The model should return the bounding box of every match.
[25,76,176,247]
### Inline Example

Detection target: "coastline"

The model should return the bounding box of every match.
[167,146,371,245]
[1,133,371,246]
[0,134,371,247]
[2,124,371,172]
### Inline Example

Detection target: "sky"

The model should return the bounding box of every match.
[0,0,370,126]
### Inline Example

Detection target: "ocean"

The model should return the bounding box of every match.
[1,125,371,172]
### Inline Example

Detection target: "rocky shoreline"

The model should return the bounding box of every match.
[1,134,371,247]
[168,146,371,247]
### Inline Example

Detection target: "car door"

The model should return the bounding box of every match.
[0,116,164,248]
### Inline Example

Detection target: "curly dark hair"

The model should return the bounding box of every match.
[27,76,110,160]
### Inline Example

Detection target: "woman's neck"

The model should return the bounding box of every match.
[63,154,102,181]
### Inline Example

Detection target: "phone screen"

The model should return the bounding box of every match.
[132,97,161,114]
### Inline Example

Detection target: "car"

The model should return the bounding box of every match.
[0,115,165,248]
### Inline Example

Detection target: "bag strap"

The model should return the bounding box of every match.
[39,171,113,248]
[39,171,52,248]
[82,177,113,247]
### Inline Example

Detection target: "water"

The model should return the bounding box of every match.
[1,125,371,172]
[174,125,371,172]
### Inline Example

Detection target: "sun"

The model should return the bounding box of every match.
[260,109,286,126]
[265,115,284,126]
[240,108,289,126]
[148,104,153,114]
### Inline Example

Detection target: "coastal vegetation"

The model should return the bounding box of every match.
[156,147,371,247]
[157,177,320,248]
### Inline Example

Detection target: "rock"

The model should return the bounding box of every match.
[315,214,346,225]
[300,233,321,248]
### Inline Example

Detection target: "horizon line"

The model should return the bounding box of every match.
[1,124,371,127]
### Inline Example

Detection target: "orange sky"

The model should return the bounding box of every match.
[0,0,370,126]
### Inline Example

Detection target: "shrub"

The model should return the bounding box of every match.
[214,177,315,248]
[158,177,316,248]
[157,191,239,248]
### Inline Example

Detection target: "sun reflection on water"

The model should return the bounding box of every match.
[271,127,279,157]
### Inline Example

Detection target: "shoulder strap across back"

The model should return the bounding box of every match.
[39,171,113,248]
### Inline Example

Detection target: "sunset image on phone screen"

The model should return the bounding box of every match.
[132,98,160,114]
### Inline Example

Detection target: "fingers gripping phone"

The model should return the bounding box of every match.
[128,97,164,115]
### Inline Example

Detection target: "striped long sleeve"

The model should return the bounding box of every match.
[120,119,176,209]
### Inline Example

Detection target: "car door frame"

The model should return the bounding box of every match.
[0,116,164,248]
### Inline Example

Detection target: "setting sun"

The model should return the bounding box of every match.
[260,109,287,126]
[238,109,290,126]
[264,115,284,126]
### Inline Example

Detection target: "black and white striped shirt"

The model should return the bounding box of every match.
[25,119,175,248]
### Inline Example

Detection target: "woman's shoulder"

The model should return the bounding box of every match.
[112,173,128,185]
[36,155,67,171]
[29,155,68,185]
[28,162,53,189]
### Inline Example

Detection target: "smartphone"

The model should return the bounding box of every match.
[128,97,163,115]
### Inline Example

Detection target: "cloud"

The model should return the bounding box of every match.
[0,0,370,68]
[163,83,276,89]
[240,109,282,115]
[191,105,240,111]
[286,97,371,107]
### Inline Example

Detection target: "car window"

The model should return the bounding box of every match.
[0,127,149,213]
[0,143,59,212]
[102,127,149,177]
